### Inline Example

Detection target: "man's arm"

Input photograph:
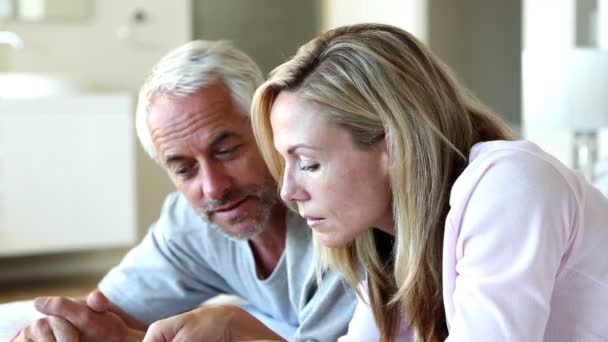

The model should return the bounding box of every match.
[97,192,230,325]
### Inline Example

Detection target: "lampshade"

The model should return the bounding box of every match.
[523,48,608,131]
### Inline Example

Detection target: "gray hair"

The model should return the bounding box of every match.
[135,40,264,160]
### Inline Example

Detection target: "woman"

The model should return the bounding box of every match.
[251,23,608,341]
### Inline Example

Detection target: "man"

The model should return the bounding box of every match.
[13,40,356,341]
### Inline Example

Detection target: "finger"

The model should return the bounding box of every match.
[86,290,111,313]
[31,318,57,342]
[10,327,33,342]
[34,296,96,330]
[47,316,79,342]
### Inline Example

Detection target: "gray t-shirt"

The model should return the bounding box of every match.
[99,192,356,341]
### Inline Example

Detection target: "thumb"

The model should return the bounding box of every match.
[143,320,181,342]
[86,290,111,313]
[142,325,168,342]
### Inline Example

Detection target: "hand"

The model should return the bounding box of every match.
[11,315,79,342]
[143,306,232,342]
[12,295,145,342]
[143,306,284,342]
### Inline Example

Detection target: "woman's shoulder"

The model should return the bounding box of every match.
[446,139,585,250]
[468,140,568,172]
[451,140,584,204]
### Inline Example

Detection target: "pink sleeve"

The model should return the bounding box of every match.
[446,153,576,341]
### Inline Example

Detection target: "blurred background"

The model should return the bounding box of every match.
[0,0,606,300]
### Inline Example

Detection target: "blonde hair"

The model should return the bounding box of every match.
[252,23,514,341]
[135,40,263,160]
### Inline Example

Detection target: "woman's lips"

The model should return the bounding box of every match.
[304,216,325,228]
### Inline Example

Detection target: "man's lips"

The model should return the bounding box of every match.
[212,196,250,213]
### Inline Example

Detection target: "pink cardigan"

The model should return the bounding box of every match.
[339,140,608,341]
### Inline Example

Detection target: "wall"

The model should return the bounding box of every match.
[428,0,522,126]
[2,0,191,91]
[522,0,608,167]
[0,0,190,281]
[0,0,321,282]
[318,0,521,127]
[192,0,320,74]
[320,0,428,43]
[2,0,190,237]
[523,0,576,49]
[44,0,88,19]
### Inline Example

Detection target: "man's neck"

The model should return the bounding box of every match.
[248,205,288,279]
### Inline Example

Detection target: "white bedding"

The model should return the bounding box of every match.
[0,300,45,341]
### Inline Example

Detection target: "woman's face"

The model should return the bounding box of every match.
[270,91,394,247]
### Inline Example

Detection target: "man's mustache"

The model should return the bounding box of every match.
[201,186,261,215]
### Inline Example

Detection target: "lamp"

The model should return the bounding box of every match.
[523,48,608,181]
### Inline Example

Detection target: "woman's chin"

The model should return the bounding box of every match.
[313,230,351,248]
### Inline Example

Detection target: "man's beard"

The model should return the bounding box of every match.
[195,181,278,240]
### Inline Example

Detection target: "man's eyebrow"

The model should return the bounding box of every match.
[163,131,241,164]
[287,144,320,154]
[209,131,238,147]
[165,154,185,165]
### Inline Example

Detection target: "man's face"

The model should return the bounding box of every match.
[147,82,278,239]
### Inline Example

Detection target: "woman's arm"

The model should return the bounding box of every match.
[446,153,575,341]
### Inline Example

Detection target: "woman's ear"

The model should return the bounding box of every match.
[378,134,390,176]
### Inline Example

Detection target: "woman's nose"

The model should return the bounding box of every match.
[280,170,306,203]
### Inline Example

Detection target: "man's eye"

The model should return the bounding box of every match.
[175,167,189,175]
[298,163,320,172]
[216,145,239,159]
[173,163,196,177]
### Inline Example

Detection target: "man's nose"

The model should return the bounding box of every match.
[200,163,233,200]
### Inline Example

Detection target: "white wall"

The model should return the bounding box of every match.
[428,0,522,126]
[2,0,190,237]
[2,0,191,91]
[4,0,191,232]
[319,0,521,126]
[193,0,320,74]
[0,0,321,282]
[0,0,189,281]
[320,0,428,43]
[522,0,608,167]
[523,0,576,49]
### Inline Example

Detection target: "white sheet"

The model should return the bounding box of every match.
[0,300,46,341]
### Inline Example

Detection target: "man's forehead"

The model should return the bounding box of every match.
[150,108,245,142]
[147,91,247,132]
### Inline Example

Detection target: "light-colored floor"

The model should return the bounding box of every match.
[0,275,102,304]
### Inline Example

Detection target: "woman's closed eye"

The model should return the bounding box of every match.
[298,161,320,172]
